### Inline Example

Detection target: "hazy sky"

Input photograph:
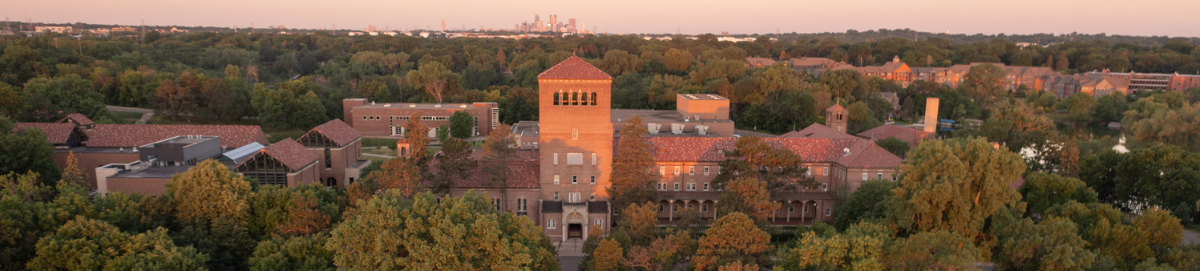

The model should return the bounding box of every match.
[5,0,1199,37]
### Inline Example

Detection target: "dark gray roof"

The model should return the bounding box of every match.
[542,201,563,213]
[587,201,609,214]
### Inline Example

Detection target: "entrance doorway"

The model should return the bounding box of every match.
[568,224,583,239]
[325,177,337,187]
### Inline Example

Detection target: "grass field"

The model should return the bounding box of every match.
[362,137,399,148]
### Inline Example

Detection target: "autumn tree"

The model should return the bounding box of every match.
[777,222,887,271]
[325,191,558,270]
[591,239,624,271]
[618,201,660,247]
[249,233,335,271]
[27,217,209,271]
[890,137,1025,246]
[716,177,780,222]
[609,116,660,212]
[883,230,979,270]
[990,204,1095,271]
[693,212,771,270]
[662,48,694,72]
[1136,207,1183,252]
[367,157,423,197]
[482,123,515,210]
[61,151,88,188]
[167,159,252,226]
[713,136,812,192]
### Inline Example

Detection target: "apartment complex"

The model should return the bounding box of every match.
[342,99,499,138]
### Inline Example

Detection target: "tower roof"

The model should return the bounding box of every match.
[825,103,846,112]
[537,56,611,80]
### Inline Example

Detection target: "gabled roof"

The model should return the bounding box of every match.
[641,136,903,169]
[537,56,612,80]
[745,57,776,67]
[305,119,362,147]
[87,124,267,148]
[60,113,95,126]
[255,139,319,171]
[780,124,857,140]
[14,122,77,145]
[825,103,846,113]
[856,125,934,147]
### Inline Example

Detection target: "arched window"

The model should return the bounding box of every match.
[572,92,579,105]
[581,91,588,105]
[591,92,597,105]
[553,92,560,105]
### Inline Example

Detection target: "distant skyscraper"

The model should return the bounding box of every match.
[569,18,576,31]
[549,15,557,32]
[440,20,445,32]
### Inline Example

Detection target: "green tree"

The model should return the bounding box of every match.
[712,136,812,192]
[325,191,558,270]
[777,222,887,271]
[1018,172,1098,219]
[693,212,771,270]
[890,137,1025,245]
[249,234,335,271]
[990,204,1095,271]
[431,137,474,195]
[21,75,110,122]
[448,110,473,138]
[404,62,459,103]
[875,137,911,158]
[978,101,1057,153]
[662,48,694,72]
[1064,92,1096,122]
[609,116,660,212]
[883,231,979,270]
[1136,207,1183,252]
[0,117,62,183]
[28,217,209,271]
[960,63,1007,106]
[818,69,863,102]
[832,180,899,231]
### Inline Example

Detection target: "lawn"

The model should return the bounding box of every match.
[362,137,399,148]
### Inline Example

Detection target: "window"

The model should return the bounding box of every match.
[803,205,808,212]
[807,167,812,176]
[581,92,588,105]
[554,175,560,184]
[878,173,883,180]
[822,183,828,191]
[659,204,664,212]
[571,129,578,140]
[572,175,578,184]
[591,92,597,105]
[567,153,583,165]
[660,166,666,175]
[703,183,710,191]
[517,198,527,211]
[548,219,556,229]
[590,175,596,184]
[892,175,898,181]
[862,173,868,181]
[590,193,595,201]
[673,183,680,191]
[825,208,832,216]
[674,166,680,176]
[688,166,695,175]
[824,167,829,176]
[493,198,501,211]
[592,153,597,165]
[716,166,721,174]
[553,153,558,165]
[701,204,708,212]
[572,92,579,105]
[595,218,603,226]
[553,92,560,105]
[672,204,678,212]
[687,183,696,191]
[658,182,666,191]
[789,205,794,212]
[569,193,580,203]
[704,166,710,175]
[324,148,331,169]
[554,192,560,200]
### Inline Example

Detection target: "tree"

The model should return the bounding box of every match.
[21,75,109,122]
[978,101,1056,153]
[482,124,515,210]
[1018,172,1098,219]
[832,180,898,231]
[28,217,209,271]
[249,234,335,271]
[592,239,624,271]
[61,152,87,188]
[777,222,886,271]
[325,191,558,270]
[717,261,758,271]
[618,202,660,247]
[818,69,862,101]
[712,136,812,192]
[405,62,457,103]
[0,117,61,184]
[367,157,424,197]
[875,137,911,158]
[890,137,1025,245]
[609,116,660,212]
[1136,207,1183,252]
[716,177,780,222]
[884,231,979,270]
[662,48,694,72]
[431,137,473,195]
[693,212,771,270]
[1064,92,1096,122]
[167,159,252,226]
[990,205,1095,271]
[960,63,1007,105]
[448,111,474,139]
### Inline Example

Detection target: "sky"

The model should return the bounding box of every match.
[4,0,1200,37]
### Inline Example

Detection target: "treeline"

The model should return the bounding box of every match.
[2,31,1197,132]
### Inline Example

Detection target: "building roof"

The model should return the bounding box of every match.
[307,119,362,146]
[542,201,563,213]
[745,57,776,67]
[780,124,857,139]
[588,201,609,214]
[677,94,728,101]
[537,56,612,80]
[856,125,934,147]
[434,150,541,189]
[60,113,95,126]
[14,122,77,145]
[255,139,319,171]
[641,136,903,169]
[87,124,267,148]
[825,103,846,113]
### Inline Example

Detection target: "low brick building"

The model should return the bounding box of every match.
[342,98,499,138]
[297,119,369,187]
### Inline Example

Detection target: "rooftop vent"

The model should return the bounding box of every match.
[460,105,467,108]
[843,148,851,156]
[409,104,416,107]
[434,104,441,108]
[384,104,391,107]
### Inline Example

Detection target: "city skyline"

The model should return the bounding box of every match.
[4,0,1200,37]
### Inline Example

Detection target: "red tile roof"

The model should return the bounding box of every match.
[779,124,857,139]
[87,124,267,148]
[537,56,612,80]
[431,149,541,189]
[60,113,95,126]
[306,119,361,147]
[14,122,77,145]
[856,125,934,147]
[253,139,319,171]
[641,136,903,169]
[825,103,846,112]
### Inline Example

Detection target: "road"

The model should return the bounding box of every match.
[105,105,155,124]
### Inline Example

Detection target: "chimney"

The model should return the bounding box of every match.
[924,97,940,134]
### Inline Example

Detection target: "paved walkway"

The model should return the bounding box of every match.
[556,239,585,271]
[1183,230,1200,245]
[105,105,155,124]
[363,153,395,159]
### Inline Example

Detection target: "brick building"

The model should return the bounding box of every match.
[297,119,370,187]
[342,98,499,138]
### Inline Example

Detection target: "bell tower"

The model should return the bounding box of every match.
[825,103,849,133]
[537,56,614,241]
